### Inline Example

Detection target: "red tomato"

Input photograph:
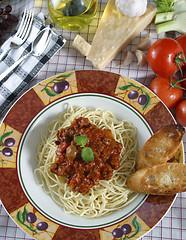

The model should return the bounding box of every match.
[175,100,186,127]
[176,34,186,72]
[147,38,185,77]
[149,76,183,109]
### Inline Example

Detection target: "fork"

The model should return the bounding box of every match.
[0,9,34,61]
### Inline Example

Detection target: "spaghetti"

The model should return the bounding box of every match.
[34,105,139,218]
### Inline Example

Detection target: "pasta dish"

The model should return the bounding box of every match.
[34,105,139,218]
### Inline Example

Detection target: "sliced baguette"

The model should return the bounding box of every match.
[127,163,186,195]
[136,124,185,170]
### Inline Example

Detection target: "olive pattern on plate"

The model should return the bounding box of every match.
[16,206,48,234]
[118,82,151,110]
[41,72,73,96]
[112,216,141,239]
[0,130,15,164]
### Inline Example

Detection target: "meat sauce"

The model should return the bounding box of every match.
[50,117,123,193]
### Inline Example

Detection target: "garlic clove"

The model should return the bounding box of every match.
[120,51,133,66]
[135,50,147,67]
[137,35,152,51]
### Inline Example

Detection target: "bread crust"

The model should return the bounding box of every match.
[136,124,185,170]
[127,163,186,195]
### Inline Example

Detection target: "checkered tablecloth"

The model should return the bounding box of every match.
[0,0,186,239]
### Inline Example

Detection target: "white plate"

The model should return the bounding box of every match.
[17,93,151,229]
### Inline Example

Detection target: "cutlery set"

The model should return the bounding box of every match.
[0,9,52,82]
[0,9,34,61]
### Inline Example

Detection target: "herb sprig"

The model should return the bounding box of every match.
[153,0,174,13]
[75,135,94,162]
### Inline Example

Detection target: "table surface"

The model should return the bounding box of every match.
[0,0,186,239]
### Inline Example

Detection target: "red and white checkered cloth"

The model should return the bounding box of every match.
[0,0,186,239]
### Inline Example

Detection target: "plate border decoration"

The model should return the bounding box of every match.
[0,70,184,240]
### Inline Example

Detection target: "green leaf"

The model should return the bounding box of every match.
[0,159,6,165]
[16,210,23,223]
[142,92,151,111]
[75,135,94,162]
[128,216,141,239]
[42,72,73,92]
[49,78,63,83]
[0,131,13,146]
[75,135,88,148]
[128,82,137,87]
[123,235,127,240]
[45,88,58,97]
[81,147,94,162]
[118,85,133,91]
[175,149,181,163]
[22,206,28,223]
[16,209,39,235]
[133,216,141,233]
[56,72,73,79]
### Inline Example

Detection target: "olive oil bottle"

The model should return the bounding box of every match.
[48,0,97,31]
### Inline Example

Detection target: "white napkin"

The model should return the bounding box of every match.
[0,13,66,115]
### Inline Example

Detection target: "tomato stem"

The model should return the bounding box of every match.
[169,77,186,91]
[175,52,186,77]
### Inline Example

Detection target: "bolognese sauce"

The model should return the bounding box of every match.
[50,117,123,193]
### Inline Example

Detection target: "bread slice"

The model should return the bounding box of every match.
[127,163,186,195]
[136,124,185,170]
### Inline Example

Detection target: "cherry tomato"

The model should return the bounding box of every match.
[149,76,183,109]
[176,34,186,72]
[175,100,186,127]
[147,38,185,77]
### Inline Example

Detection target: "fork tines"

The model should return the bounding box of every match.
[16,9,34,41]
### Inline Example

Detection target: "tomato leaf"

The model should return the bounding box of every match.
[81,147,94,162]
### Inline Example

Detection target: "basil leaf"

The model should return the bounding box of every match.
[75,135,87,148]
[81,147,94,162]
